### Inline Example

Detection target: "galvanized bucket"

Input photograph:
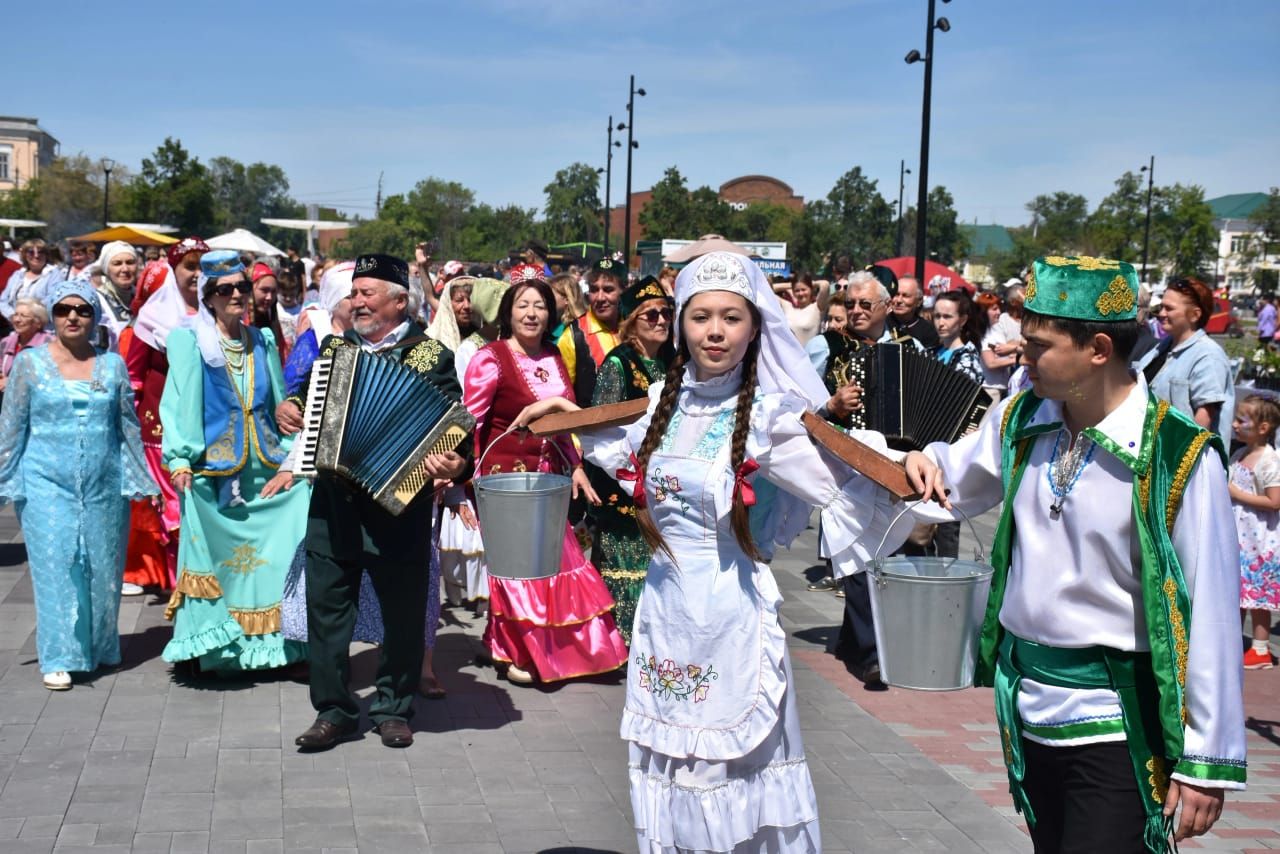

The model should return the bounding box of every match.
[868,502,994,691]
[473,427,571,580]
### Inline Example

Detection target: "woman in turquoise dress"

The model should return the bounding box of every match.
[160,250,311,672]
[0,278,158,690]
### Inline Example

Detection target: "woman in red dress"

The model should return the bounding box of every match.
[464,274,628,685]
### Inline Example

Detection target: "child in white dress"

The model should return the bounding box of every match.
[1228,394,1280,669]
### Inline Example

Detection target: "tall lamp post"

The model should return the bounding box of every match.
[896,159,912,257]
[101,157,115,228]
[1139,155,1155,284]
[602,115,621,255]
[616,75,645,270]
[905,0,951,281]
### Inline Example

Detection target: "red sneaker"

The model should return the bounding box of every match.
[1243,648,1274,670]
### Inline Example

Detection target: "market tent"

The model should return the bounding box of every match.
[0,218,46,238]
[260,218,352,256]
[663,234,751,264]
[874,256,975,295]
[206,228,286,257]
[71,225,178,246]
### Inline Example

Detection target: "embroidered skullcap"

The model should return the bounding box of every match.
[46,277,102,329]
[864,264,899,298]
[352,253,409,288]
[509,263,545,285]
[591,257,625,282]
[1025,255,1139,322]
[620,276,673,320]
[199,249,246,280]
[167,236,209,268]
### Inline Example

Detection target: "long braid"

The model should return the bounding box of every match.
[728,338,764,562]
[634,348,689,560]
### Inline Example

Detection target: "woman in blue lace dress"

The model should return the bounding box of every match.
[0,279,158,690]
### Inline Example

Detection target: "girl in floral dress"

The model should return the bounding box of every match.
[1228,394,1280,669]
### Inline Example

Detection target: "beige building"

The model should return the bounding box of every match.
[0,116,60,191]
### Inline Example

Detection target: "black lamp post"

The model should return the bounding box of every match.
[616,75,645,270]
[1140,155,1155,283]
[602,115,621,255]
[905,0,951,281]
[101,157,115,227]
[896,159,912,257]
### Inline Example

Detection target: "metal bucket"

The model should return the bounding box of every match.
[473,427,571,580]
[868,503,994,691]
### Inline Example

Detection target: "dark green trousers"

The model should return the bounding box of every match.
[305,551,427,727]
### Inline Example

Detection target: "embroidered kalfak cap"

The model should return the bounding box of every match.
[1025,255,1139,322]
[620,276,672,319]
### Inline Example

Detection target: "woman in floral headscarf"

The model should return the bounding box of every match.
[0,278,157,690]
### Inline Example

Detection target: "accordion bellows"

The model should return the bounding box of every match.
[842,342,990,451]
[299,344,475,515]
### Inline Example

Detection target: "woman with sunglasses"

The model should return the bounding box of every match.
[0,279,158,690]
[159,250,311,674]
[0,238,66,323]
[589,276,674,644]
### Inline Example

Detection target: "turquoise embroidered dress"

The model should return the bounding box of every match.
[0,346,158,674]
[160,326,310,671]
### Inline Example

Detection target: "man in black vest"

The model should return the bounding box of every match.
[279,253,469,750]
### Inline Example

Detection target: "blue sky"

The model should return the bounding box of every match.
[9,0,1279,228]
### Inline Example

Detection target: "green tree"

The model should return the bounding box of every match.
[542,162,602,245]
[1025,191,1090,254]
[789,200,841,273]
[10,154,128,240]
[638,166,696,239]
[1088,171,1147,262]
[728,203,802,244]
[1239,188,1280,289]
[117,138,216,234]
[208,156,301,233]
[1152,183,1217,279]
[458,203,539,260]
[687,186,734,236]
[819,167,895,266]
[899,186,968,266]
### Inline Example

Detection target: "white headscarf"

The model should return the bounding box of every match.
[95,240,137,274]
[133,267,193,351]
[673,251,829,407]
[317,261,354,313]
[425,275,478,350]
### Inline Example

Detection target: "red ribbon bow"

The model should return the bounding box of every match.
[616,452,647,508]
[734,458,760,507]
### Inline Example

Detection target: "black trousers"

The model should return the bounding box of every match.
[830,571,877,669]
[305,551,427,727]
[1022,739,1149,854]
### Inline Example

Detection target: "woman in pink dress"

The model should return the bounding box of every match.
[464,275,628,685]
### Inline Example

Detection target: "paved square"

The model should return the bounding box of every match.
[0,508,1275,853]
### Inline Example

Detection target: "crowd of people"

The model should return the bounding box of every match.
[0,229,1268,852]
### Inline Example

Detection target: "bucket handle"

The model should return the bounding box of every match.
[871,499,987,571]
[476,423,574,478]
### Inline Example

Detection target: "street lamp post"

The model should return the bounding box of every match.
[101,157,116,228]
[617,76,645,271]
[603,115,621,255]
[896,159,912,257]
[1140,155,1155,284]
[905,0,951,282]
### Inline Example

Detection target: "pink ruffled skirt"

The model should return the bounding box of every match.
[484,524,628,682]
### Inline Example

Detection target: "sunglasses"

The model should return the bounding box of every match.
[24,249,47,257]
[849,298,885,312]
[209,281,252,298]
[52,303,94,319]
[636,308,673,324]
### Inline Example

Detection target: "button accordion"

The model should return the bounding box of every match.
[835,341,990,451]
[294,342,475,515]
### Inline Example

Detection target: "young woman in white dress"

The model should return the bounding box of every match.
[518,251,891,853]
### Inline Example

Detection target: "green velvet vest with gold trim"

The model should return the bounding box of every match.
[975,388,1225,764]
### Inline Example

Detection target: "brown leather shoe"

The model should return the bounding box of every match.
[294,718,358,752]
[375,719,413,748]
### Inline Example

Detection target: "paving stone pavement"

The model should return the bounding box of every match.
[0,504,1275,853]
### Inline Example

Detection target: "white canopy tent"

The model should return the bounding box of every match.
[0,218,46,238]
[107,221,178,234]
[260,218,352,256]
[206,228,287,257]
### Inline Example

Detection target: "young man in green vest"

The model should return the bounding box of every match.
[903,256,1245,852]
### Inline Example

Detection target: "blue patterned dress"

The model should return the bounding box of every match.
[0,346,158,674]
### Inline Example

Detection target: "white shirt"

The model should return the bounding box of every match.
[910,381,1246,789]
[357,320,410,353]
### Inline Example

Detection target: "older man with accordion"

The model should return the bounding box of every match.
[276,253,472,751]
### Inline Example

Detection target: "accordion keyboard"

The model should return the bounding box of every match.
[391,422,472,506]
[294,356,332,476]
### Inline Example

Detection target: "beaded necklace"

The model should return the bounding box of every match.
[1046,427,1096,520]
[220,328,247,374]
